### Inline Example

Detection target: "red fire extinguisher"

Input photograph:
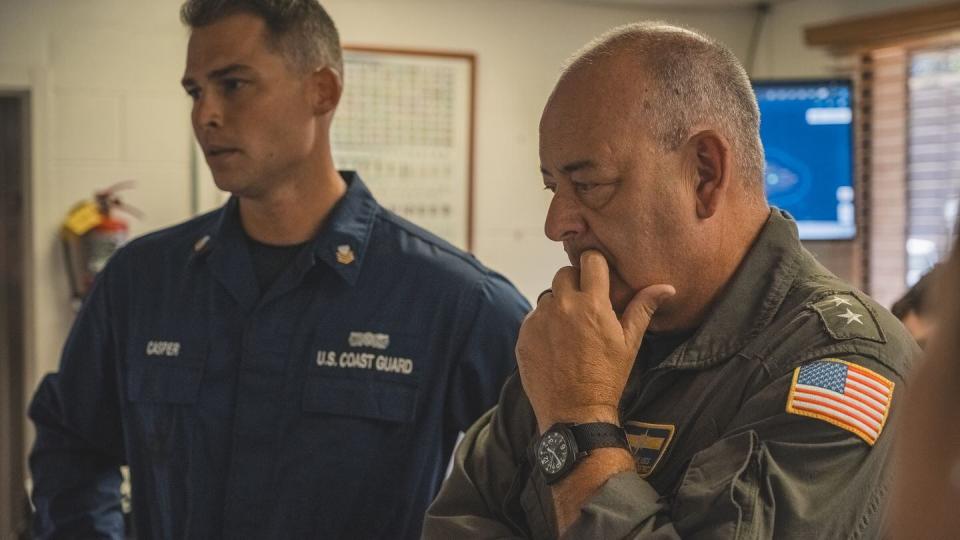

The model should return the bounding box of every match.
[62,181,141,307]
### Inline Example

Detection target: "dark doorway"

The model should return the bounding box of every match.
[0,93,30,538]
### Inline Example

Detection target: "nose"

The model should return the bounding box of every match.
[193,93,223,131]
[544,188,586,242]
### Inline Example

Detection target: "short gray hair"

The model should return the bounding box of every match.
[565,22,765,198]
[181,0,343,75]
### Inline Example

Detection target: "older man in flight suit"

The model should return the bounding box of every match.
[424,22,917,538]
[28,1,529,539]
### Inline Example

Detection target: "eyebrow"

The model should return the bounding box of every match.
[540,160,598,177]
[181,63,253,88]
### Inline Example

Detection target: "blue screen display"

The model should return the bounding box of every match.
[754,80,855,240]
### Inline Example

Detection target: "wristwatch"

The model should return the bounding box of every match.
[535,422,630,484]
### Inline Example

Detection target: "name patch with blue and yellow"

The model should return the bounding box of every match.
[625,421,676,478]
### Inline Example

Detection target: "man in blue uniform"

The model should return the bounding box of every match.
[28,1,529,538]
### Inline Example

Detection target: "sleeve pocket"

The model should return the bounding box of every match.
[302,377,417,423]
[126,358,204,404]
[672,430,773,539]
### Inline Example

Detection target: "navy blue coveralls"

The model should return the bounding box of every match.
[29,173,530,539]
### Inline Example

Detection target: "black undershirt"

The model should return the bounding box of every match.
[635,329,695,374]
[245,235,308,293]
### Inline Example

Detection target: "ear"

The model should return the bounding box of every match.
[309,66,343,116]
[686,130,731,219]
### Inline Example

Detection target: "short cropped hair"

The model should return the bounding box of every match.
[180,0,342,74]
[892,265,940,320]
[564,22,765,199]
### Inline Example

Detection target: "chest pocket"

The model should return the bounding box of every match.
[302,376,418,424]
[124,342,206,461]
[301,330,424,424]
[126,353,204,404]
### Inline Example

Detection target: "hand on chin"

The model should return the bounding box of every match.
[516,251,675,433]
[608,274,636,316]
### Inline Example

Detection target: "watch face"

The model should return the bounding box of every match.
[537,431,570,476]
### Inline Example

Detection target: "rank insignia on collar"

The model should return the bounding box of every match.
[193,235,210,253]
[624,421,676,478]
[336,244,355,265]
[811,292,885,343]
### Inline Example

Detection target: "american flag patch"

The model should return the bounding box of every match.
[786,359,894,445]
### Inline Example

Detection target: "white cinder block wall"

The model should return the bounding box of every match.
[0,0,941,418]
[0,0,195,396]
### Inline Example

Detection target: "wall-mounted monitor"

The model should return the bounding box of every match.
[753,79,855,240]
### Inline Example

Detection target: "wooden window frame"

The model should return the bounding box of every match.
[806,3,960,307]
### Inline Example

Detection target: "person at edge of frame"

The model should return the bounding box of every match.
[891,264,940,349]
[424,21,918,539]
[891,233,960,538]
[27,1,530,538]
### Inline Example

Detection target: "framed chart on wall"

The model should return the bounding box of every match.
[191,46,476,251]
[332,46,476,251]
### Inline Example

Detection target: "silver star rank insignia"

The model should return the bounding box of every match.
[811,292,884,343]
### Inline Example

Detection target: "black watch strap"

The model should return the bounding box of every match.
[570,422,629,452]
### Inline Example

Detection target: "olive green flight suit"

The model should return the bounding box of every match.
[424,209,918,539]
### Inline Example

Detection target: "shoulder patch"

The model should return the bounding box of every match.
[811,293,885,343]
[786,358,894,445]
